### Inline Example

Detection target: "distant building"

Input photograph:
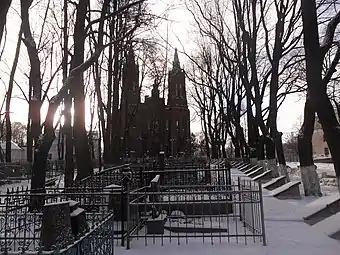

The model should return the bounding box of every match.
[0,141,25,162]
[120,48,191,158]
[312,116,331,158]
[48,131,100,161]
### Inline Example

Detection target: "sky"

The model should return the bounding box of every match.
[0,0,305,138]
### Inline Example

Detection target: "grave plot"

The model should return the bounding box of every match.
[124,170,266,249]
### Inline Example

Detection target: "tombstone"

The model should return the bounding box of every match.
[311,211,340,240]
[40,201,73,251]
[247,167,264,178]
[269,181,301,199]
[262,176,286,191]
[244,165,258,175]
[299,194,340,225]
[71,207,89,238]
[238,164,251,172]
[252,170,272,183]
[147,214,166,234]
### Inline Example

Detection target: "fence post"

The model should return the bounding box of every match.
[237,177,242,221]
[258,182,267,246]
[122,170,132,250]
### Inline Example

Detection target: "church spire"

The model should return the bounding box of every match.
[173,48,180,69]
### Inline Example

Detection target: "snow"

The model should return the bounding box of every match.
[115,169,340,254]
[311,212,340,238]
[2,164,340,254]
[295,194,340,219]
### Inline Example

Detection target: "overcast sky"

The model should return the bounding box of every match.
[0,0,305,137]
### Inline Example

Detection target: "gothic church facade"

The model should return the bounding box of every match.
[120,49,191,158]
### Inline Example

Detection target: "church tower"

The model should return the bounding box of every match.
[167,49,191,156]
[122,48,139,106]
[168,49,187,106]
[121,47,140,157]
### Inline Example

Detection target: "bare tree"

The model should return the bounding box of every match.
[0,0,12,46]
[300,0,340,194]
[30,0,145,195]
[5,26,23,162]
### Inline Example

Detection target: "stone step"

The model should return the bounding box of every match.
[311,211,340,240]
[247,167,264,178]
[269,181,301,200]
[244,165,258,175]
[298,194,340,226]
[262,176,286,191]
[252,170,272,183]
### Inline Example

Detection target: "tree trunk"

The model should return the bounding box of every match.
[21,0,42,162]
[298,95,321,196]
[265,136,279,177]
[0,0,12,46]
[64,94,74,187]
[5,27,22,162]
[274,132,290,181]
[62,0,74,187]
[72,0,93,180]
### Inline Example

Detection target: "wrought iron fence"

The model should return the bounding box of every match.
[125,176,266,249]
[238,178,266,243]
[0,189,115,254]
[58,213,115,255]
[141,167,231,187]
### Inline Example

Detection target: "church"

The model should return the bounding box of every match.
[120,48,191,158]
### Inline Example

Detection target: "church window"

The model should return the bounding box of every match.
[176,120,180,129]
[175,84,179,97]
[179,84,182,97]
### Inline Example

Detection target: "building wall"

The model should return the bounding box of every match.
[312,129,329,157]
[312,116,330,158]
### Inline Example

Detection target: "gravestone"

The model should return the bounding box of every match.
[299,194,340,225]
[147,214,166,234]
[311,211,340,240]
[247,167,264,178]
[41,201,73,251]
[104,184,124,220]
[71,208,89,238]
[238,164,251,172]
[252,170,272,183]
[262,176,286,191]
[244,165,258,175]
[269,181,301,199]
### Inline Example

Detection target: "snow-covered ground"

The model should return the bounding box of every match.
[114,168,340,255]
[287,162,339,196]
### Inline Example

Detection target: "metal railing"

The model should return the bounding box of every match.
[0,189,114,253]
[58,213,115,255]
[124,169,266,248]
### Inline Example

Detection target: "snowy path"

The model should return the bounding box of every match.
[115,169,340,255]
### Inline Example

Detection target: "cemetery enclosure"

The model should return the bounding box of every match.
[0,159,266,254]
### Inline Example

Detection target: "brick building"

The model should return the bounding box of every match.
[120,48,191,158]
